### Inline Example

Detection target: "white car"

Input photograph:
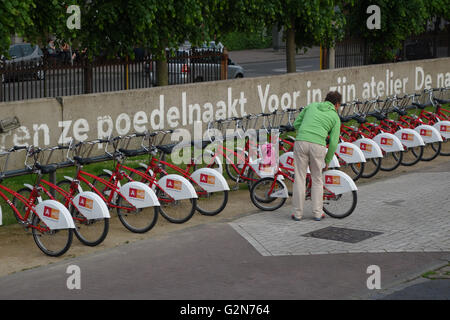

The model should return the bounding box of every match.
[145,48,244,85]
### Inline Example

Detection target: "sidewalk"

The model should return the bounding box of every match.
[228,46,320,64]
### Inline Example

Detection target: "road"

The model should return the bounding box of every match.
[241,57,320,78]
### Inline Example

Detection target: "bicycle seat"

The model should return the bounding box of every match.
[393,107,408,116]
[119,148,146,157]
[156,143,178,155]
[368,111,387,121]
[190,140,211,149]
[339,115,354,123]
[279,124,295,132]
[35,163,58,174]
[412,102,428,110]
[353,115,367,124]
[435,98,450,105]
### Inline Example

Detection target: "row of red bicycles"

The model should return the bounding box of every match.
[0,87,448,256]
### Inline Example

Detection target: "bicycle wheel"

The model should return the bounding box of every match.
[360,157,381,179]
[401,146,423,166]
[156,188,196,224]
[195,187,228,216]
[323,190,357,219]
[250,177,286,211]
[421,141,441,161]
[58,179,110,246]
[439,138,449,156]
[31,214,73,257]
[380,151,403,171]
[341,162,364,181]
[116,195,159,233]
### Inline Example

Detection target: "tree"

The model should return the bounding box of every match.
[267,0,347,73]
[345,0,449,63]
[0,0,34,56]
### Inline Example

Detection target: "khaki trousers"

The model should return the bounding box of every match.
[292,140,327,219]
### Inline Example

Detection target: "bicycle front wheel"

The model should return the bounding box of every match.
[323,190,357,219]
[195,189,228,216]
[401,146,423,166]
[57,179,110,246]
[116,196,159,233]
[157,189,196,224]
[31,214,73,257]
[380,151,403,171]
[250,177,287,211]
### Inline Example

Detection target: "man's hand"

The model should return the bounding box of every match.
[323,164,329,172]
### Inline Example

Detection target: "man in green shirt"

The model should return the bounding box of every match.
[291,91,342,221]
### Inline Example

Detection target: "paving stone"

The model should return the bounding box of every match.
[230,172,450,256]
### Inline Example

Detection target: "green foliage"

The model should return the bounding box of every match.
[0,0,34,55]
[219,28,272,51]
[345,0,450,63]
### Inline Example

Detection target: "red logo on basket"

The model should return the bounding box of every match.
[166,179,182,190]
[360,143,372,152]
[79,196,93,209]
[325,175,340,185]
[43,206,60,221]
[200,173,215,185]
[286,156,294,166]
[380,137,393,146]
[440,125,449,132]
[420,129,432,137]
[129,188,145,200]
[401,133,414,141]
[340,146,354,156]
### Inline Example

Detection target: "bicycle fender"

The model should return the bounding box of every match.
[191,168,230,192]
[323,169,358,195]
[158,174,198,200]
[270,178,289,198]
[203,149,224,174]
[373,132,404,152]
[250,158,277,178]
[64,176,84,193]
[328,154,341,168]
[336,142,366,164]
[279,152,295,171]
[352,138,383,159]
[35,200,75,230]
[138,163,154,177]
[72,191,110,219]
[394,128,425,148]
[433,121,450,139]
[414,125,443,143]
[119,181,160,208]
[102,169,113,176]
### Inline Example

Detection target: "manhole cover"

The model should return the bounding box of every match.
[302,226,383,243]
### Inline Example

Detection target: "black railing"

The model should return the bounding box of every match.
[0,49,225,102]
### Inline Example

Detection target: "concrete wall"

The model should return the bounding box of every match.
[0,57,449,170]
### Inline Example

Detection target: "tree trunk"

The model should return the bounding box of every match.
[285,23,296,73]
[156,57,168,87]
[156,41,168,87]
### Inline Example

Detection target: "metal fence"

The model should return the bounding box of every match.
[0,49,225,102]
[334,29,450,68]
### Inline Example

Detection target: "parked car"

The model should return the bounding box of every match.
[145,48,244,85]
[0,43,44,82]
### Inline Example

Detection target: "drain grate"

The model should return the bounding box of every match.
[302,226,383,243]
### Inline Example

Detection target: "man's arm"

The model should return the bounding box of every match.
[324,117,341,165]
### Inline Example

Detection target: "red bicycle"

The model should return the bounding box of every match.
[1,146,74,256]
